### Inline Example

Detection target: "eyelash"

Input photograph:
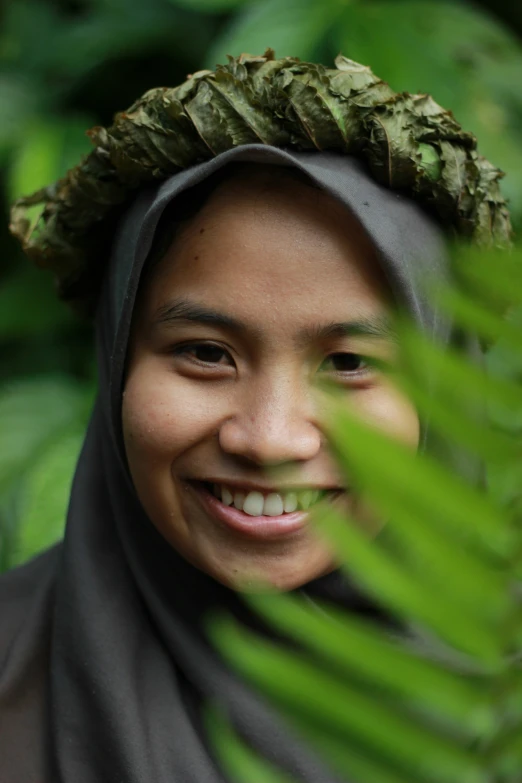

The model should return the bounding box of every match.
[171,341,373,378]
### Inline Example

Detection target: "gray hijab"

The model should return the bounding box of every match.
[0,145,451,783]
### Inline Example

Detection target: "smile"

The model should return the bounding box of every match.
[209,483,336,516]
[188,480,345,541]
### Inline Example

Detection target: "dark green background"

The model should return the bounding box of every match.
[1,0,521,572]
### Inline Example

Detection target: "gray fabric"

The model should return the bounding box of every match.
[0,145,453,783]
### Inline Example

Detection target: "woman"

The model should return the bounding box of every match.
[0,52,511,782]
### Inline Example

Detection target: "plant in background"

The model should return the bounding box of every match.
[0,376,93,573]
[206,243,522,783]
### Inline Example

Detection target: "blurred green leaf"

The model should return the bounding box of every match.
[0,376,92,569]
[247,592,494,734]
[275,716,419,783]
[204,0,346,68]
[168,0,248,11]
[8,114,94,203]
[392,372,515,461]
[211,616,487,783]
[485,305,522,432]
[208,240,522,782]
[450,246,522,313]
[435,286,522,351]
[208,273,521,780]
[46,5,210,83]
[0,0,65,76]
[0,74,38,160]
[397,322,522,414]
[0,376,92,497]
[314,505,503,665]
[322,399,512,558]
[205,703,298,783]
[0,265,74,338]
[10,428,84,566]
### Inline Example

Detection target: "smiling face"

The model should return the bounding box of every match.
[122,165,419,591]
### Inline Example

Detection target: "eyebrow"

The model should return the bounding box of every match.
[153,297,397,347]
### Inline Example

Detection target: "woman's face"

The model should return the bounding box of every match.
[122,168,419,591]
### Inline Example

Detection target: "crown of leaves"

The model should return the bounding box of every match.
[9,50,513,316]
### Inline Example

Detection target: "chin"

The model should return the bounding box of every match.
[205,554,338,593]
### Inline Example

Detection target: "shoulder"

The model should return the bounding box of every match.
[0,544,61,606]
[0,547,61,781]
[0,545,61,666]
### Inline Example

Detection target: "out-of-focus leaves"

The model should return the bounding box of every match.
[204,0,343,67]
[0,75,39,161]
[0,0,198,88]
[0,265,73,338]
[484,305,522,430]
[209,250,522,781]
[314,506,504,666]
[322,396,513,559]
[435,286,522,351]
[8,115,94,203]
[450,245,522,313]
[0,377,92,569]
[211,617,488,783]
[246,592,494,734]
[0,1,65,78]
[0,376,92,496]
[275,717,419,783]
[473,0,522,36]
[48,10,180,80]
[204,704,298,783]
[394,318,522,423]
[10,429,84,567]
[168,0,247,11]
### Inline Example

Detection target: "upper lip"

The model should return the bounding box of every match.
[189,478,343,494]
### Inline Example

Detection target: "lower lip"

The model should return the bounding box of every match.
[189,482,340,541]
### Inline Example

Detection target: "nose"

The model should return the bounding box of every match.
[218,373,322,466]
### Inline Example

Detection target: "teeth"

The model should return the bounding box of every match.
[283,492,298,513]
[263,493,284,516]
[299,490,313,510]
[243,491,265,517]
[233,491,246,510]
[222,487,233,506]
[211,483,328,516]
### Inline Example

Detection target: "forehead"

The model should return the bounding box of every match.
[139,168,392,327]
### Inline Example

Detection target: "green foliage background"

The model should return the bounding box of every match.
[1,3,522,781]
[0,0,521,568]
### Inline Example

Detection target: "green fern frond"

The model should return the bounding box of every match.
[208,244,522,783]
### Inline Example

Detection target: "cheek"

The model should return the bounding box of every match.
[351,383,420,448]
[339,385,419,537]
[121,361,218,465]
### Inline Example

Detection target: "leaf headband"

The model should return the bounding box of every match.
[9,50,512,316]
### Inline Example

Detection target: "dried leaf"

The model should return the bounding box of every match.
[8,51,512,316]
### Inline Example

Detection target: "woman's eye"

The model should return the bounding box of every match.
[320,352,369,374]
[172,345,371,375]
[173,343,231,365]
